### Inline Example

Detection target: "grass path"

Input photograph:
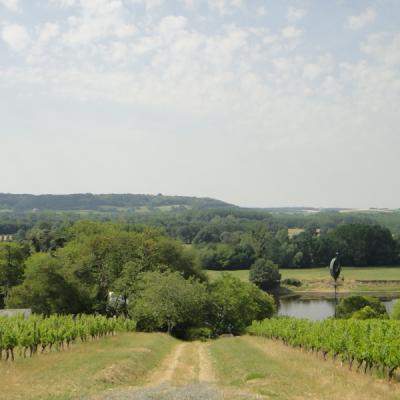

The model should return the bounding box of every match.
[3,333,400,400]
[145,341,216,386]
[0,333,177,400]
[209,336,400,400]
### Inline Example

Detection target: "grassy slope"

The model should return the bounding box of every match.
[206,267,400,294]
[0,332,177,400]
[209,336,400,400]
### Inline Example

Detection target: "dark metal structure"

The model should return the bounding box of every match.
[329,253,341,317]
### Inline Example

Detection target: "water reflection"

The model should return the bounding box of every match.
[277,297,398,320]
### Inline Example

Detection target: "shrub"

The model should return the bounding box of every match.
[336,295,388,319]
[249,259,281,290]
[209,273,276,335]
[281,278,302,287]
[184,326,214,341]
[351,305,386,320]
[392,299,400,320]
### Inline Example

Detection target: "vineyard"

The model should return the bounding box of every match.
[0,314,136,361]
[248,318,400,379]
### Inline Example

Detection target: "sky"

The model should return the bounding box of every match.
[0,0,399,208]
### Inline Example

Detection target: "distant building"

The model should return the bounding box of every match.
[0,309,32,318]
[0,235,14,242]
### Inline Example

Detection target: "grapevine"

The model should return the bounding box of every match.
[0,314,136,361]
[248,318,400,379]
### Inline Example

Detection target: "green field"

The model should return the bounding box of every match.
[207,266,400,281]
[206,267,400,294]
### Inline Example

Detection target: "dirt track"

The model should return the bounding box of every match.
[95,342,226,400]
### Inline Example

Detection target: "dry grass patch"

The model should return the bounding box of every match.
[0,332,177,400]
[209,335,400,400]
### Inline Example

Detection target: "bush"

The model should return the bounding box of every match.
[281,278,302,287]
[392,299,400,320]
[249,258,281,290]
[209,273,276,335]
[336,295,388,319]
[351,305,386,320]
[184,326,214,341]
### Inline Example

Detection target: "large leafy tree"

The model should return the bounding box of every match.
[209,273,276,335]
[130,271,208,334]
[249,258,281,290]
[6,253,82,314]
[56,222,205,313]
[0,243,27,306]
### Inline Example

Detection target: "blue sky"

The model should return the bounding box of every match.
[1,0,400,208]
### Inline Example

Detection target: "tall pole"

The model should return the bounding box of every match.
[330,253,341,319]
[334,281,337,318]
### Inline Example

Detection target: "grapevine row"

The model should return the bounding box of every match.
[0,314,136,361]
[248,318,400,379]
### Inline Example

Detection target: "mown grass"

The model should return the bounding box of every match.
[0,332,177,400]
[209,336,400,400]
[206,267,400,294]
[207,266,400,282]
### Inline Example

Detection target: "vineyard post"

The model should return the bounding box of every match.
[329,253,341,318]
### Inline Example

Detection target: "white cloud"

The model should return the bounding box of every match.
[208,0,243,15]
[257,6,267,17]
[49,0,76,7]
[61,0,136,46]
[37,23,60,42]
[0,0,20,12]
[158,15,187,36]
[129,0,162,10]
[1,24,30,51]
[287,6,307,23]
[361,33,400,66]
[281,26,302,39]
[303,63,321,80]
[348,7,376,30]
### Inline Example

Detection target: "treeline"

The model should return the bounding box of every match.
[1,208,399,269]
[198,223,400,269]
[0,221,275,338]
[0,193,232,212]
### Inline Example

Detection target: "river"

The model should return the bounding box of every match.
[277,297,398,320]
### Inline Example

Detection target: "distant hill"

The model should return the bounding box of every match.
[0,193,235,212]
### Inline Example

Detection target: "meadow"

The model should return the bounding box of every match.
[206,267,400,294]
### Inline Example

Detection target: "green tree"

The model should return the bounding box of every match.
[209,273,275,335]
[336,295,388,319]
[0,243,27,306]
[6,253,82,314]
[57,223,204,313]
[249,258,281,290]
[111,260,145,316]
[130,271,208,334]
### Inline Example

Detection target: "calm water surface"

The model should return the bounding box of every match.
[277,298,398,320]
